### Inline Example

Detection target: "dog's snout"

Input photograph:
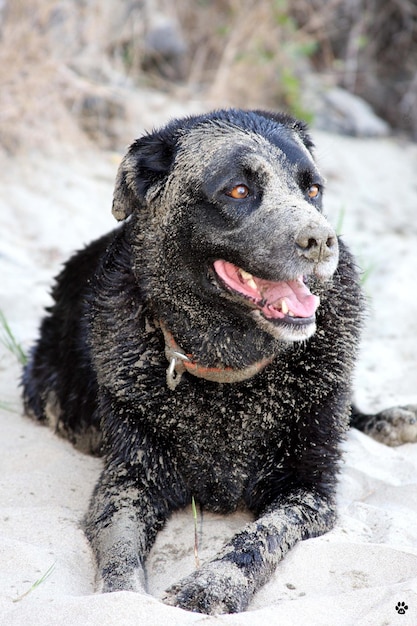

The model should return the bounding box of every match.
[295,222,337,263]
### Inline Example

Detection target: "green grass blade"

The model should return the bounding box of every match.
[191,496,200,568]
[335,206,345,236]
[13,562,56,603]
[0,400,20,414]
[0,310,27,365]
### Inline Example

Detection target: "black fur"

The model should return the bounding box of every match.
[23,109,414,614]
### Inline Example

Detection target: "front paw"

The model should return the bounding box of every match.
[163,561,251,615]
[366,404,417,446]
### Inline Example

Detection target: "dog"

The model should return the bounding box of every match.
[22,109,417,614]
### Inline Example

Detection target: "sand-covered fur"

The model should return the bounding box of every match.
[22,109,414,614]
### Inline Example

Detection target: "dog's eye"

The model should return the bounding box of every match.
[307,184,320,199]
[227,184,250,199]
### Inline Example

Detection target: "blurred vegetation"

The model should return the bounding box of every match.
[0,0,416,153]
[128,0,417,135]
[172,0,318,121]
[291,0,417,136]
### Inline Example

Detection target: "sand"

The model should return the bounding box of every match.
[0,121,416,626]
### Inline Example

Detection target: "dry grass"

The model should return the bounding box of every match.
[169,0,317,117]
[0,1,80,152]
[0,0,416,154]
[0,0,125,153]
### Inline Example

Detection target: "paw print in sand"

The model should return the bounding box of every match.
[395,601,408,614]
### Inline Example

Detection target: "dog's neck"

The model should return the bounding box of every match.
[159,321,274,390]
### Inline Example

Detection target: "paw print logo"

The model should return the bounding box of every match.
[395,601,408,614]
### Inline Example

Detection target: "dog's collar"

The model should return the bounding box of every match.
[160,321,274,390]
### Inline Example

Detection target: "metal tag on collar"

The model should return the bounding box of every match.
[166,349,190,391]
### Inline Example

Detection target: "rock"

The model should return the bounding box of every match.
[314,87,390,137]
[142,15,187,81]
[74,91,127,149]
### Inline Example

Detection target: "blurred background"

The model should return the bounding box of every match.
[1,0,416,155]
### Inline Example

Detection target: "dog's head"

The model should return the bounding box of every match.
[112,109,339,345]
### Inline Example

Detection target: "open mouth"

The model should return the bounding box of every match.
[213,260,320,325]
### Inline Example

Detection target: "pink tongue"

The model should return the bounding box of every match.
[256,276,319,318]
[213,260,320,320]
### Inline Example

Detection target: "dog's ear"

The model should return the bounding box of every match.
[112,130,177,221]
[290,118,314,154]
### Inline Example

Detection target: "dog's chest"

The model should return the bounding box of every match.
[146,377,296,511]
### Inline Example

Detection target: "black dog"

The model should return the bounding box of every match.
[22,109,417,614]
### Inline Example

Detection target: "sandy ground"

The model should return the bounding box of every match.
[0,119,417,626]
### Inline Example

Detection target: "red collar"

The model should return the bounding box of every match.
[160,321,274,390]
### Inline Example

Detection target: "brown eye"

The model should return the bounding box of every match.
[308,184,320,199]
[227,184,250,199]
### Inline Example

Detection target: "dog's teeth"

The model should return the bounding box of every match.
[240,269,257,290]
[281,299,289,315]
[239,269,256,288]
[240,269,252,281]
[288,311,295,317]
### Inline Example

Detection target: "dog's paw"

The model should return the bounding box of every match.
[364,404,417,446]
[162,561,251,615]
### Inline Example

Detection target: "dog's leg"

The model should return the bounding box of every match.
[351,404,417,446]
[85,467,174,593]
[163,489,336,614]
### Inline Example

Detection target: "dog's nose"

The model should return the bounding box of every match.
[295,222,337,263]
